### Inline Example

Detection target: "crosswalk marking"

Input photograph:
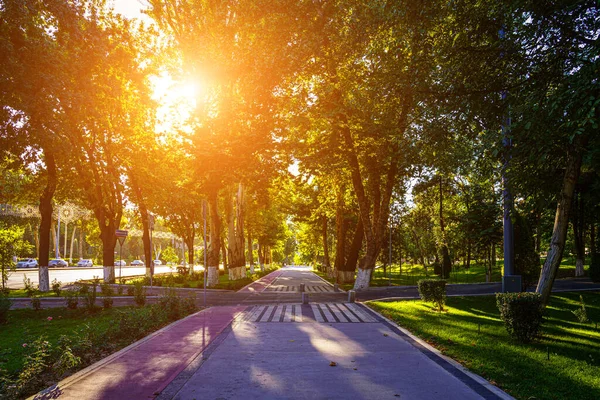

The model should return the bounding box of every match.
[272,304,284,322]
[246,303,377,323]
[345,303,378,322]
[310,304,324,322]
[266,285,334,293]
[335,304,360,323]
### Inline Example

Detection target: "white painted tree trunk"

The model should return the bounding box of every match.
[353,268,372,290]
[38,266,50,292]
[337,270,354,284]
[69,226,77,264]
[103,266,115,283]
[575,258,585,277]
[250,264,255,274]
[228,266,246,280]
[207,266,219,287]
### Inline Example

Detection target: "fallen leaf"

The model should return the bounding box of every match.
[289,340,295,342]
[329,361,337,367]
[383,333,388,337]
[353,368,357,371]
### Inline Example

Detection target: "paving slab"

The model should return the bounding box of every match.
[161,304,511,400]
[33,306,246,400]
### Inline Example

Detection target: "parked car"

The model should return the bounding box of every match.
[130,260,144,267]
[16,258,38,268]
[153,260,162,266]
[77,259,93,268]
[49,258,68,268]
[114,260,127,267]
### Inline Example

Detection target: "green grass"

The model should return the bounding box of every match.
[315,256,590,289]
[0,307,131,375]
[369,292,600,400]
[4,289,62,298]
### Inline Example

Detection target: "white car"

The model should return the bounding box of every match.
[49,259,68,268]
[153,260,162,266]
[130,260,144,267]
[16,258,38,268]
[77,259,93,268]
[114,260,127,267]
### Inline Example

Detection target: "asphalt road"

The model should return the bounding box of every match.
[6,265,205,289]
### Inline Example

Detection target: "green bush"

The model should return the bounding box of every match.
[30,295,41,311]
[0,294,11,324]
[101,283,114,309]
[51,279,62,297]
[572,295,589,323]
[64,291,78,309]
[496,292,543,342]
[417,279,447,311]
[590,253,600,283]
[23,276,37,297]
[126,286,134,296]
[82,278,99,312]
[117,285,124,295]
[133,281,146,306]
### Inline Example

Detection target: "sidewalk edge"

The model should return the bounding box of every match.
[360,302,515,400]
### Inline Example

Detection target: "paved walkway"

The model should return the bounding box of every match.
[33,267,514,399]
[34,306,246,400]
[158,302,510,400]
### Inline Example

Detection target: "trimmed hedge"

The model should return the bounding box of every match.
[496,292,543,342]
[417,279,447,311]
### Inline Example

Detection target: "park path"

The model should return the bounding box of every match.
[32,306,246,400]
[34,267,513,399]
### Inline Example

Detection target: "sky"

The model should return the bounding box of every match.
[111,0,148,20]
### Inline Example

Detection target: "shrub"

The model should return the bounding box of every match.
[590,253,600,283]
[53,335,81,377]
[51,279,62,297]
[64,291,78,309]
[23,275,37,297]
[183,282,190,288]
[31,295,41,311]
[126,286,134,296]
[496,292,543,343]
[82,278,99,312]
[117,285,124,295]
[133,281,146,306]
[572,295,589,323]
[103,297,114,309]
[0,294,11,324]
[417,279,447,311]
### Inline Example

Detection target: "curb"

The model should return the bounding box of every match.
[312,271,347,293]
[360,302,515,400]
[31,308,214,399]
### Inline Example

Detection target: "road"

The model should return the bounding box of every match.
[6,265,205,288]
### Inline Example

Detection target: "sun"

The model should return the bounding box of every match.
[150,72,204,134]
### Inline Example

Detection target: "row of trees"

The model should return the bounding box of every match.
[1,1,598,308]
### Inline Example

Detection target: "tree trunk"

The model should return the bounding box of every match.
[227,184,246,280]
[536,135,588,306]
[207,190,221,287]
[322,215,332,277]
[591,222,596,256]
[34,224,40,259]
[221,240,228,272]
[466,240,471,269]
[38,151,57,292]
[247,231,255,274]
[258,242,265,271]
[338,218,362,283]
[186,235,194,266]
[333,189,347,275]
[573,191,585,277]
[99,216,117,283]
[439,176,451,279]
[69,226,77,264]
[79,223,84,259]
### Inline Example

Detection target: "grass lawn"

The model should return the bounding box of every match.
[4,289,61,298]
[368,292,600,400]
[316,256,590,289]
[124,266,278,291]
[0,307,131,375]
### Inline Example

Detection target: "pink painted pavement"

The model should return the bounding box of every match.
[36,306,246,400]
[237,269,283,293]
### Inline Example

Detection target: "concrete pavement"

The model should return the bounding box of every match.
[32,267,514,399]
